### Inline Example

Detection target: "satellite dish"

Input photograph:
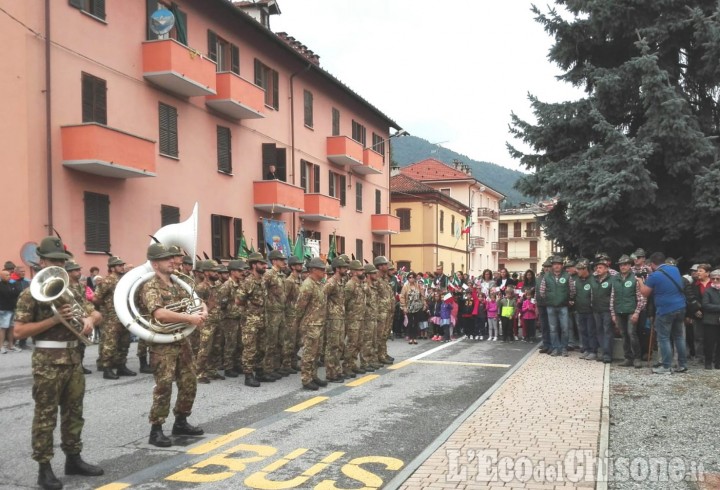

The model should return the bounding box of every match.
[20,242,39,269]
[150,8,175,36]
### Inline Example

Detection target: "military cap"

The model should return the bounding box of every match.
[388,261,397,271]
[373,256,389,266]
[550,255,563,264]
[364,264,378,274]
[542,258,552,268]
[218,264,229,273]
[64,261,81,272]
[575,259,589,270]
[36,236,71,260]
[203,260,221,272]
[348,259,364,271]
[247,252,264,264]
[307,257,326,270]
[595,252,610,262]
[147,243,174,260]
[108,256,125,267]
[331,257,349,268]
[301,265,308,273]
[665,257,677,266]
[3,261,16,270]
[564,259,576,268]
[227,260,244,271]
[168,245,183,257]
[633,248,646,258]
[617,254,633,265]
[182,255,193,265]
[339,254,350,263]
[325,264,333,274]
[268,249,287,261]
[288,256,303,266]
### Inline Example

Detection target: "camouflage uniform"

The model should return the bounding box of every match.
[15,289,86,463]
[361,280,379,368]
[217,276,241,372]
[139,275,197,425]
[95,273,129,368]
[194,279,221,379]
[376,275,395,361]
[236,274,265,375]
[283,272,302,369]
[296,277,327,385]
[343,276,366,374]
[262,266,286,373]
[324,276,345,379]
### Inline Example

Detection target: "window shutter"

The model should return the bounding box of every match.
[168,105,178,156]
[207,30,218,62]
[300,161,307,192]
[304,90,313,127]
[233,218,242,258]
[171,3,187,45]
[339,175,346,206]
[93,0,106,20]
[257,221,265,255]
[332,108,340,136]
[146,0,158,40]
[356,182,363,211]
[254,59,263,86]
[84,192,110,252]
[328,171,335,197]
[272,69,279,110]
[262,143,276,167]
[275,147,286,181]
[159,103,168,154]
[95,77,107,125]
[211,215,222,259]
[217,126,231,173]
[81,74,94,123]
[230,44,240,75]
[69,0,83,9]
[356,239,363,262]
[375,189,381,214]
[161,205,180,226]
[313,164,320,193]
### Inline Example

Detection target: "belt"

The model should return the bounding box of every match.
[35,340,79,349]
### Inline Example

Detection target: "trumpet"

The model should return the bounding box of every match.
[30,266,93,346]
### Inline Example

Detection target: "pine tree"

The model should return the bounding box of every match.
[509,0,720,262]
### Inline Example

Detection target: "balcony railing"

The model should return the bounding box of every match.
[252,180,305,213]
[477,207,498,220]
[300,193,341,221]
[326,136,363,167]
[205,72,265,119]
[371,214,400,235]
[499,230,509,239]
[142,39,216,97]
[354,148,383,175]
[469,236,485,248]
[491,242,503,252]
[524,229,541,238]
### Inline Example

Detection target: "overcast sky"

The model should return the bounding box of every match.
[272,1,584,171]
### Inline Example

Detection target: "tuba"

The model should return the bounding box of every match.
[113,203,201,344]
[30,267,93,346]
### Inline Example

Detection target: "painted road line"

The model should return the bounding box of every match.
[187,427,255,455]
[345,374,379,387]
[387,339,459,371]
[285,396,329,412]
[386,359,413,370]
[95,484,130,490]
[412,360,511,368]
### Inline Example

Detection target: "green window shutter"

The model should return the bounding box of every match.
[230,44,240,75]
[339,175,346,206]
[211,214,222,259]
[161,204,180,226]
[254,59,263,86]
[171,3,187,45]
[313,164,320,193]
[69,0,83,9]
[275,147,286,181]
[146,0,158,40]
[375,189,381,214]
[272,69,279,110]
[300,161,307,192]
[233,218,242,258]
[84,192,110,252]
[93,0,105,20]
[81,74,94,123]
[217,126,232,173]
[356,182,363,212]
[329,170,335,197]
[207,30,218,62]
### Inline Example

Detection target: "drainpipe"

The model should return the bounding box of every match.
[288,63,312,238]
[45,0,53,232]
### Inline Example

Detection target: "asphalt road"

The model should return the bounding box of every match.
[0,337,535,489]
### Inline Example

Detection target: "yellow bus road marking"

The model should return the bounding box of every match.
[386,359,413,370]
[412,360,511,368]
[345,374,379,387]
[95,483,130,490]
[285,396,329,413]
[187,427,256,455]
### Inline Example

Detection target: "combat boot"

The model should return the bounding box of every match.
[302,381,319,391]
[352,366,366,374]
[116,365,137,376]
[245,373,260,387]
[38,462,62,490]
[64,454,104,476]
[148,424,172,447]
[312,376,328,387]
[343,370,357,379]
[139,357,154,374]
[362,365,375,372]
[268,371,283,380]
[255,369,276,382]
[102,368,119,380]
[224,369,239,378]
[81,365,92,375]
[172,416,204,436]
[278,367,293,376]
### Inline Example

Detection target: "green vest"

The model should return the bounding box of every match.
[592,274,612,312]
[544,272,570,307]
[574,276,593,314]
[612,273,637,314]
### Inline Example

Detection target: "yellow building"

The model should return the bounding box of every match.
[498,203,556,274]
[390,174,471,274]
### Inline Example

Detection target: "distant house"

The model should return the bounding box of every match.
[498,201,557,274]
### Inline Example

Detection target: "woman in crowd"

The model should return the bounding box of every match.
[428,291,443,341]
[701,270,720,369]
[495,268,516,296]
[479,269,495,296]
[399,272,425,345]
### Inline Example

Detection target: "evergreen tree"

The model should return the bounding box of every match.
[509,0,720,262]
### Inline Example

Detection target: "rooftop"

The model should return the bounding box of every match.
[400,158,505,198]
[391,174,471,215]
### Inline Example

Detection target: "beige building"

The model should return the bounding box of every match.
[498,203,556,274]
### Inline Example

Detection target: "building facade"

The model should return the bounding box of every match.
[498,204,554,274]
[1,0,400,268]
[397,159,504,276]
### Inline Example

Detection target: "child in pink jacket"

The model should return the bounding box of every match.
[486,291,499,341]
[520,288,537,341]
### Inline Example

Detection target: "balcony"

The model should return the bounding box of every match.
[469,236,485,248]
[142,39,216,97]
[525,229,541,238]
[499,230,509,240]
[354,148,383,175]
[253,180,305,213]
[326,136,363,168]
[371,214,400,235]
[300,193,341,221]
[206,72,265,119]
[61,123,155,179]
[477,207,498,220]
[491,242,503,253]
[507,255,539,261]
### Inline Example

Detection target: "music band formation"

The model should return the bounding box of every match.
[13,234,398,490]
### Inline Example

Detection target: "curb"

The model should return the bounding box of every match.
[595,362,610,489]
[383,344,541,490]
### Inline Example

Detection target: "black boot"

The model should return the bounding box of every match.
[38,462,63,490]
[224,369,239,378]
[102,368,119,380]
[255,369,276,382]
[139,357,154,374]
[172,416,204,436]
[148,424,171,447]
[245,373,260,387]
[64,454,103,476]
[116,364,137,376]
[82,366,92,375]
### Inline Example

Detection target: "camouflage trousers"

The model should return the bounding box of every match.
[376,313,390,360]
[231,318,245,372]
[137,339,149,359]
[100,321,131,368]
[324,319,344,378]
[264,310,284,373]
[242,316,265,375]
[282,313,298,369]
[31,361,85,462]
[188,328,200,357]
[195,321,218,378]
[343,319,362,373]
[360,319,378,367]
[149,341,196,425]
[300,322,324,385]
[212,318,238,372]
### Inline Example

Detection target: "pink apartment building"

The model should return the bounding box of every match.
[1,0,401,269]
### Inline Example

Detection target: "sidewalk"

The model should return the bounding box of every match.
[395,350,607,490]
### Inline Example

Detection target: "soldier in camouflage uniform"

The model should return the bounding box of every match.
[342,260,366,377]
[263,249,289,377]
[230,260,250,374]
[297,258,330,390]
[194,260,224,383]
[324,257,349,382]
[217,260,243,377]
[361,263,383,371]
[283,256,304,372]
[235,252,268,387]
[373,256,395,365]
[94,255,136,379]
[65,261,94,375]
[139,243,207,448]
[14,237,104,489]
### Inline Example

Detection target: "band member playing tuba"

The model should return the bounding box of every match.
[139,243,208,447]
[14,237,104,490]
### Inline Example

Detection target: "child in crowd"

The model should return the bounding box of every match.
[487,291,499,341]
[429,291,442,341]
[498,286,517,342]
[474,290,488,340]
[520,288,537,341]
[440,293,454,342]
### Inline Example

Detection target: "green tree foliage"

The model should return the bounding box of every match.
[509,0,720,262]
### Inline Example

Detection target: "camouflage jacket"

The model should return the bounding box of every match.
[263,267,287,312]
[217,277,242,320]
[364,280,378,321]
[94,272,120,323]
[237,274,265,318]
[296,277,327,326]
[344,277,366,320]
[324,275,345,320]
[69,282,96,316]
[139,275,190,345]
[377,275,395,313]
[284,273,302,319]
[195,279,222,323]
